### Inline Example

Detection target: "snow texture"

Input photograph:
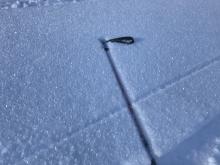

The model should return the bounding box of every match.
[0,0,153,163]
[0,0,220,164]
[0,0,84,9]
[133,61,220,157]
[106,0,220,161]
[158,115,220,165]
[109,0,220,101]
[16,110,151,165]
[194,137,220,165]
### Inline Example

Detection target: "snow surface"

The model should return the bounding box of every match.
[16,110,151,165]
[0,0,152,164]
[0,0,220,164]
[133,61,220,156]
[109,0,220,101]
[158,115,220,165]
[0,0,84,9]
[106,0,220,161]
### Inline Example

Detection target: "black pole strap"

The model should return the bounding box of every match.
[106,36,134,44]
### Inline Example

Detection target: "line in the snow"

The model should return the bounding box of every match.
[100,38,157,165]
[134,55,220,104]
[16,109,125,165]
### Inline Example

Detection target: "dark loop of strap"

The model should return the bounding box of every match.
[106,36,134,44]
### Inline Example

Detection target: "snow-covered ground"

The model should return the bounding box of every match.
[0,0,84,9]
[0,0,220,164]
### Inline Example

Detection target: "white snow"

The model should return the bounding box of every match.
[0,0,220,164]
[193,137,220,165]
[1,0,85,9]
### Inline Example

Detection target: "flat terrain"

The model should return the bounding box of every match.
[0,0,220,164]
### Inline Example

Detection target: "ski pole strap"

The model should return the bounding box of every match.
[106,36,134,44]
